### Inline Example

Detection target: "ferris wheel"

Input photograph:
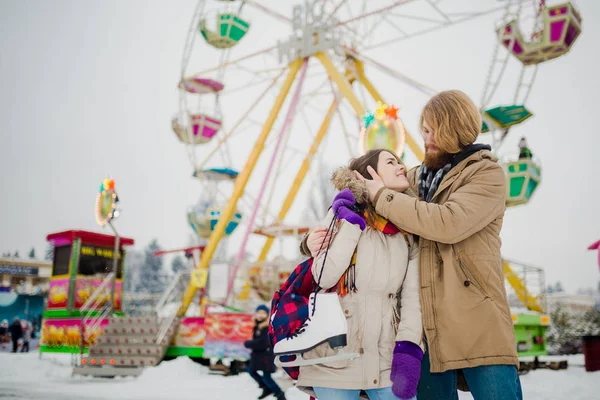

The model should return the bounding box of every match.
[169,0,582,314]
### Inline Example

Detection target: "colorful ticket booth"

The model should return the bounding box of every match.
[40,230,134,353]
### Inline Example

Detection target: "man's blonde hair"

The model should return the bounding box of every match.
[419,90,481,154]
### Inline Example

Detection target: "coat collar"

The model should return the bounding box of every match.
[409,149,497,202]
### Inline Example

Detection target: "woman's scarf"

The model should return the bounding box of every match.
[336,212,405,296]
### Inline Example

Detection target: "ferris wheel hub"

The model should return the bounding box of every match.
[277,1,341,64]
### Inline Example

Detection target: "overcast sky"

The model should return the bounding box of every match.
[1,0,598,294]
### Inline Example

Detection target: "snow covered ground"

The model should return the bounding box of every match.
[0,352,598,400]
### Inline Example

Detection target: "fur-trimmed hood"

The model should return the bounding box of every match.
[330,166,416,203]
[331,166,370,205]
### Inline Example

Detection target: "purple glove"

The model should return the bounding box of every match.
[332,189,365,231]
[391,341,423,400]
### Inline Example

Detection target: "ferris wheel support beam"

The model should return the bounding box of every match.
[316,52,365,117]
[353,59,425,162]
[254,98,339,265]
[178,58,304,317]
[224,58,310,305]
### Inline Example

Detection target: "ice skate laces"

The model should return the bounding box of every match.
[285,214,336,342]
[286,290,318,340]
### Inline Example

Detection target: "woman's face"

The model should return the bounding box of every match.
[376,151,409,192]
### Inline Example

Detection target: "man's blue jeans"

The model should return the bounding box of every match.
[417,349,523,400]
[314,386,416,400]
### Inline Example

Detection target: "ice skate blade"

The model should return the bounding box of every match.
[275,349,360,368]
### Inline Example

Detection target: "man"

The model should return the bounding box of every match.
[244,305,287,400]
[518,137,533,159]
[8,317,23,353]
[304,90,521,399]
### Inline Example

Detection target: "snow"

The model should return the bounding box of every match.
[0,352,598,399]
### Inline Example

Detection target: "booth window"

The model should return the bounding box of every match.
[78,249,123,279]
[52,245,71,276]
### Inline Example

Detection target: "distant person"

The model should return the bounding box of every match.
[244,305,286,400]
[0,319,8,336]
[518,137,532,159]
[0,319,8,348]
[31,321,37,339]
[8,317,23,353]
[21,321,33,352]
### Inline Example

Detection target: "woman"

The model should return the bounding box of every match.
[296,149,423,400]
[21,321,32,352]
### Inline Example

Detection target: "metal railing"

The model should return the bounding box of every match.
[504,258,547,313]
[154,272,190,345]
[79,272,115,359]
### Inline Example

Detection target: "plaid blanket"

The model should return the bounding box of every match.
[268,257,315,379]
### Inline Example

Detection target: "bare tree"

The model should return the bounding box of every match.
[44,243,54,261]
[307,162,337,223]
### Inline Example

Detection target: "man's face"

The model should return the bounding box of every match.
[422,120,439,155]
[422,120,453,169]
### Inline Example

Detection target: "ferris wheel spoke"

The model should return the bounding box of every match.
[245,0,292,24]
[364,4,505,51]
[190,45,277,76]
[301,99,326,115]
[299,108,316,140]
[328,80,356,157]
[338,1,364,47]
[514,64,538,105]
[196,68,286,171]
[259,150,291,227]
[218,186,277,222]
[220,67,287,96]
[388,11,445,24]
[360,0,368,42]
[328,0,349,19]
[180,0,207,76]
[230,62,267,78]
[424,0,452,23]
[337,0,418,27]
[479,1,525,109]
[346,47,437,96]
[380,14,409,39]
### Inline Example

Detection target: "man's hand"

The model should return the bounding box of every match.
[307,227,332,257]
[355,165,385,202]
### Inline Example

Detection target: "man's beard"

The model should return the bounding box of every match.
[424,149,454,170]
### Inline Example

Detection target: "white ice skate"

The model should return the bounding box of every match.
[273,292,360,368]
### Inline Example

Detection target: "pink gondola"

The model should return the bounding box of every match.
[179,76,224,94]
[498,2,582,65]
[172,114,222,145]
